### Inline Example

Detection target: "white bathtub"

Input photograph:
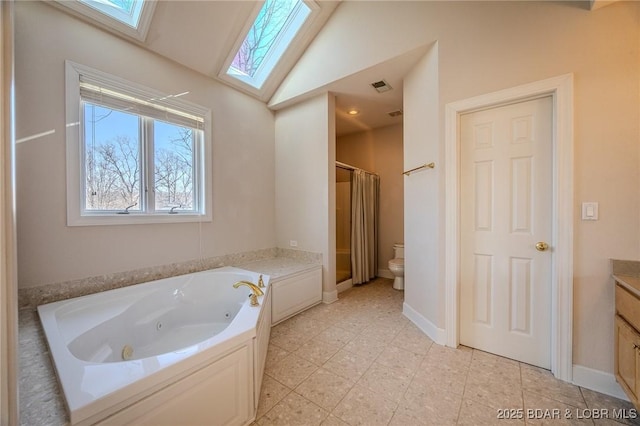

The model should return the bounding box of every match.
[38,266,271,425]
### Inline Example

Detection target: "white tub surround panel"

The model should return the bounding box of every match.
[270,266,322,324]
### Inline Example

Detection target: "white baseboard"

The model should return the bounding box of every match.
[378,269,394,279]
[322,289,338,304]
[572,364,628,401]
[402,302,447,345]
[336,279,353,293]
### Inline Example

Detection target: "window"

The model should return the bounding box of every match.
[78,0,144,28]
[65,61,212,226]
[53,0,156,41]
[224,0,314,90]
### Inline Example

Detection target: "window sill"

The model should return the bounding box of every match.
[67,213,212,227]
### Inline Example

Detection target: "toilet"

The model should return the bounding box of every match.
[388,243,404,290]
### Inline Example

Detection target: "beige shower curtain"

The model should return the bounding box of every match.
[350,169,379,285]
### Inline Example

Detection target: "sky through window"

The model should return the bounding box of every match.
[227,0,311,89]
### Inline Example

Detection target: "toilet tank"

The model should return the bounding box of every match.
[393,243,404,259]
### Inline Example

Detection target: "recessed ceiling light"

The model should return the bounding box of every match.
[348,109,359,116]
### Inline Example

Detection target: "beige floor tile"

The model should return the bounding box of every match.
[315,325,358,347]
[269,328,312,352]
[332,383,398,426]
[358,323,400,344]
[398,380,462,425]
[471,348,520,367]
[333,313,374,334]
[391,327,434,355]
[320,414,350,426]
[294,368,354,411]
[358,361,414,402]
[265,352,318,388]
[521,363,587,408]
[284,316,332,337]
[523,390,594,425]
[468,359,521,387]
[411,362,468,396]
[343,333,388,358]
[257,392,328,426]
[259,279,634,426]
[423,342,473,367]
[464,368,523,409]
[376,345,425,372]
[581,388,640,426]
[294,304,339,325]
[469,349,522,384]
[256,375,291,419]
[323,348,377,382]
[458,398,524,425]
[368,316,409,334]
[388,407,431,426]
[265,344,290,370]
[294,338,342,366]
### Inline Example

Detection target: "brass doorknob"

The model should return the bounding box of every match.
[535,242,549,252]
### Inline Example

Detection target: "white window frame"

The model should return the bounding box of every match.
[225,0,314,90]
[65,60,213,226]
[52,0,156,42]
[218,0,320,99]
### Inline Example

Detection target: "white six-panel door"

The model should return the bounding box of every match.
[460,96,553,369]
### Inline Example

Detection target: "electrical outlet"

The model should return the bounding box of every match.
[289,240,298,247]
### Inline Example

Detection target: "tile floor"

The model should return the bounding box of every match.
[253,277,640,426]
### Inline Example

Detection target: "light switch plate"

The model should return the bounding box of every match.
[582,202,599,221]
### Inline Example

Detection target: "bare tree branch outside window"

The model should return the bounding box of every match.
[231,0,297,77]
[84,103,196,212]
[154,127,194,210]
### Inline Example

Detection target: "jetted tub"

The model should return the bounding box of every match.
[38,266,272,426]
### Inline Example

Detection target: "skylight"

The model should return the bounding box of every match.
[78,0,144,29]
[53,0,156,41]
[226,0,313,90]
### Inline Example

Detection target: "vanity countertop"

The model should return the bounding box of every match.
[614,275,640,299]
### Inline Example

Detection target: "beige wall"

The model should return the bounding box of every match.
[274,0,640,378]
[336,124,404,272]
[275,93,337,302]
[15,2,276,288]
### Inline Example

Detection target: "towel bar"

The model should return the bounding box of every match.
[403,162,435,176]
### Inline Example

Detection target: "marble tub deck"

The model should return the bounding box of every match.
[21,273,638,425]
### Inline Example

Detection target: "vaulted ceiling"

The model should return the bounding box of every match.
[50,0,615,137]
[51,0,412,137]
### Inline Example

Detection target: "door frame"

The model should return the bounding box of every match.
[444,74,574,382]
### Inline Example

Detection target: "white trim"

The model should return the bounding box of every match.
[218,1,329,102]
[52,0,156,42]
[322,289,338,304]
[336,279,353,293]
[444,74,574,382]
[377,269,394,279]
[572,364,628,401]
[0,2,17,423]
[403,302,446,345]
[65,61,213,226]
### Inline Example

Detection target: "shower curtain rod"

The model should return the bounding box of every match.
[335,161,378,176]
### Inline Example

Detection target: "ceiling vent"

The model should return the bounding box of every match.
[387,109,403,118]
[371,80,392,93]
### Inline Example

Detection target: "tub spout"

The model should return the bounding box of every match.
[233,281,264,307]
